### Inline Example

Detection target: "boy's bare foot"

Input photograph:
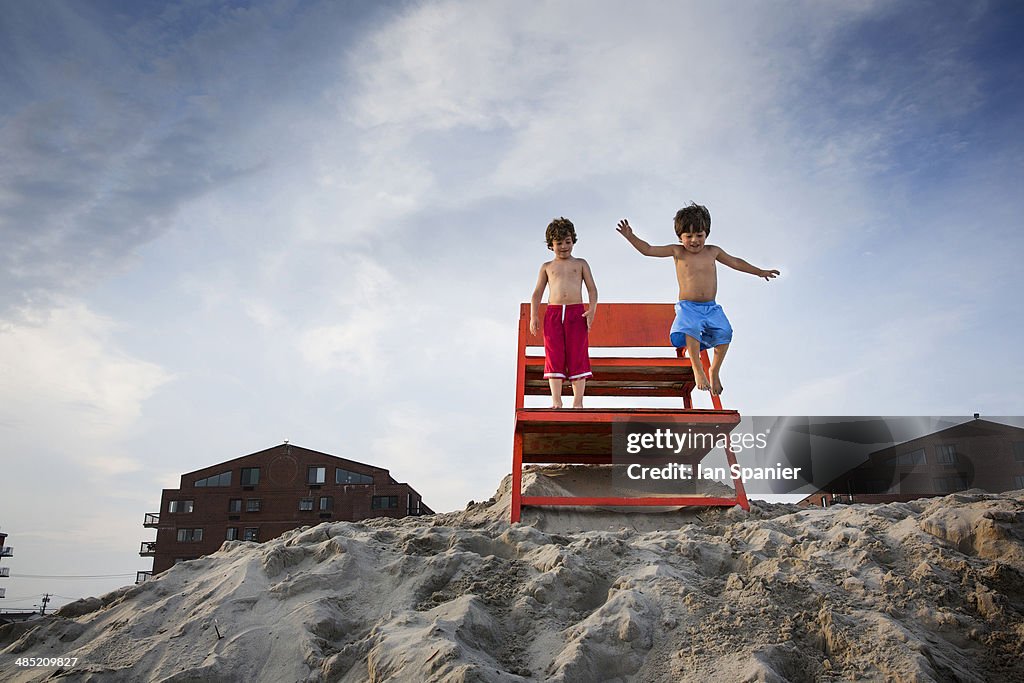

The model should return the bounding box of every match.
[710,370,723,396]
[550,403,563,409]
[693,368,711,392]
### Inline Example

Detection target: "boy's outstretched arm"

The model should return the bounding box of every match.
[616,219,677,257]
[716,248,780,281]
[529,265,548,335]
[582,259,598,328]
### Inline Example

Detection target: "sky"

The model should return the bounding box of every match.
[2,0,1023,612]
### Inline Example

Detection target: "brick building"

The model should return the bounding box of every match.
[0,528,10,599]
[140,443,433,576]
[799,418,1024,507]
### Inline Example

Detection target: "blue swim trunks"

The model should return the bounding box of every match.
[669,300,733,350]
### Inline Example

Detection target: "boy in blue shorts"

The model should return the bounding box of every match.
[616,203,778,396]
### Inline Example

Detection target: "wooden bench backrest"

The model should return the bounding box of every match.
[518,302,675,348]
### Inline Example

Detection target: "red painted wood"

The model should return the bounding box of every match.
[723,441,750,510]
[511,432,524,523]
[520,302,676,348]
[524,356,694,367]
[510,302,751,521]
[515,408,740,427]
[521,496,741,507]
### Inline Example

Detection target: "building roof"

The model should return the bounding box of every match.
[866,419,1024,458]
[180,443,392,478]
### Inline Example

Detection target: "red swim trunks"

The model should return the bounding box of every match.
[543,303,592,380]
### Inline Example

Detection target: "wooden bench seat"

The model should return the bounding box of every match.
[510,303,749,521]
[524,356,698,397]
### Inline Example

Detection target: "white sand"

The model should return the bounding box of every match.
[2,467,1022,682]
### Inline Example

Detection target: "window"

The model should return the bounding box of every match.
[933,476,969,493]
[308,466,326,484]
[228,499,242,513]
[177,528,203,542]
[240,467,260,486]
[336,468,374,485]
[226,527,239,541]
[299,498,314,511]
[319,496,332,511]
[372,495,399,510]
[852,478,888,494]
[887,448,926,466]
[243,528,259,542]
[1014,442,1024,463]
[246,499,262,512]
[168,500,194,513]
[195,471,231,487]
[936,444,957,464]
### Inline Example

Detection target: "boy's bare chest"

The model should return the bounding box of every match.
[548,260,582,281]
[676,251,717,277]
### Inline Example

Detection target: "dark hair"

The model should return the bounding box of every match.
[674,202,711,237]
[546,217,577,247]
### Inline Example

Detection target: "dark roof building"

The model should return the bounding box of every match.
[799,418,1024,507]
[140,443,433,576]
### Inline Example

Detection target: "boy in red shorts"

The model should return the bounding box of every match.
[530,217,599,408]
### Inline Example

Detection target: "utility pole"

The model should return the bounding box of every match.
[40,593,51,615]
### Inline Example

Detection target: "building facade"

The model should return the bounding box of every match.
[799,418,1024,507]
[140,444,433,575]
[0,528,10,599]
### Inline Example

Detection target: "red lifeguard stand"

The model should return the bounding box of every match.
[510,302,750,522]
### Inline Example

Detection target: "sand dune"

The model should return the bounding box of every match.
[2,467,1022,682]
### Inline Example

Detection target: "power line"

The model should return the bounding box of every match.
[3,593,106,605]
[13,573,136,579]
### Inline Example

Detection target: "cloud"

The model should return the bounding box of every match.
[0,8,232,317]
[330,0,911,278]
[298,310,393,375]
[348,2,542,132]
[0,0,360,317]
[347,2,885,192]
[241,297,285,329]
[294,254,420,379]
[0,303,172,469]
[370,404,499,511]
